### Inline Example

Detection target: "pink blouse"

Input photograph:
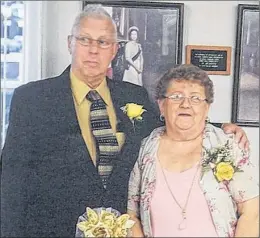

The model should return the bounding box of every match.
[150,159,218,237]
[128,125,259,237]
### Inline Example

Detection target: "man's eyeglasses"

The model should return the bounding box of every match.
[163,93,208,105]
[72,35,115,49]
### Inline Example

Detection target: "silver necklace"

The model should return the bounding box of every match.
[158,159,201,230]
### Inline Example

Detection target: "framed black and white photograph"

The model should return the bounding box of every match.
[83,0,184,107]
[232,4,259,127]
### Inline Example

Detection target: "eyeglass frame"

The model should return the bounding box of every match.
[70,35,117,49]
[162,93,208,105]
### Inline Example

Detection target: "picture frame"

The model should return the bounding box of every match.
[232,4,259,127]
[186,45,231,75]
[83,0,184,107]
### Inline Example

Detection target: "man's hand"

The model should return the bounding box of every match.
[222,123,249,150]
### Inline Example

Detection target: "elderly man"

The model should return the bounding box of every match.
[1,5,248,237]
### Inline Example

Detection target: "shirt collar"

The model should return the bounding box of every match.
[70,71,110,105]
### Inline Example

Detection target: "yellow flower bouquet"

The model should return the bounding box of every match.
[202,140,243,182]
[75,207,135,237]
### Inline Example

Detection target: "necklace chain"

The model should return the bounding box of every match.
[158,159,201,230]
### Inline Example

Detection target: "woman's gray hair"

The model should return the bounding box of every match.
[71,4,117,40]
[155,64,214,104]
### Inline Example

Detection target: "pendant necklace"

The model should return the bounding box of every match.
[158,159,201,230]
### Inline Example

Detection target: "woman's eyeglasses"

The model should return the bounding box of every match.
[163,93,208,105]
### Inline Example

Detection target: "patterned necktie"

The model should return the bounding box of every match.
[86,90,119,188]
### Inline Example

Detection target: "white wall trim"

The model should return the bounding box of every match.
[23,1,42,83]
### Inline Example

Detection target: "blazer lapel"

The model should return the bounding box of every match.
[56,66,104,189]
[106,79,139,179]
[107,78,134,137]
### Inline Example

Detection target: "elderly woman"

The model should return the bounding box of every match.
[127,64,259,237]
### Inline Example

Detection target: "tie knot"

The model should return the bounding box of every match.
[86,90,102,102]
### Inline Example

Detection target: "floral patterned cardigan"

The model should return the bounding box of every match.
[127,124,259,237]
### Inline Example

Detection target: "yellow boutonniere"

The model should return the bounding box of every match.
[202,140,242,182]
[121,103,146,121]
[121,103,146,133]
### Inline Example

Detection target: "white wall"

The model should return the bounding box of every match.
[41,1,259,164]
[41,1,81,79]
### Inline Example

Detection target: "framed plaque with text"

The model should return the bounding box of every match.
[186,45,231,75]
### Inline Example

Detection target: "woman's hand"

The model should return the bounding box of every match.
[221,123,249,150]
[133,66,142,74]
[137,68,142,74]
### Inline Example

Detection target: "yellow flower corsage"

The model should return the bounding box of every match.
[202,140,242,182]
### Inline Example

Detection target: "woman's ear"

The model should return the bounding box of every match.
[204,103,210,121]
[157,99,165,116]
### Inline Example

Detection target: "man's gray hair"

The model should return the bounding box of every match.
[71,4,117,40]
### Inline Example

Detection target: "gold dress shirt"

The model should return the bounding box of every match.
[70,71,125,164]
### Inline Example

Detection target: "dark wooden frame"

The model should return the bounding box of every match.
[82,1,184,63]
[232,4,259,127]
[186,45,231,75]
[82,0,184,106]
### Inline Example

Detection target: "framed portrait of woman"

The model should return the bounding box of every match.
[232,4,259,127]
[83,0,184,108]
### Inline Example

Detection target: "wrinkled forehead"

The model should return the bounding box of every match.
[77,16,116,38]
[168,79,206,94]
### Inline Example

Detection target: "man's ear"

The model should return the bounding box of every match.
[67,35,72,54]
[111,42,119,60]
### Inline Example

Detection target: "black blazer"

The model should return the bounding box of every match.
[0,66,161,237]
